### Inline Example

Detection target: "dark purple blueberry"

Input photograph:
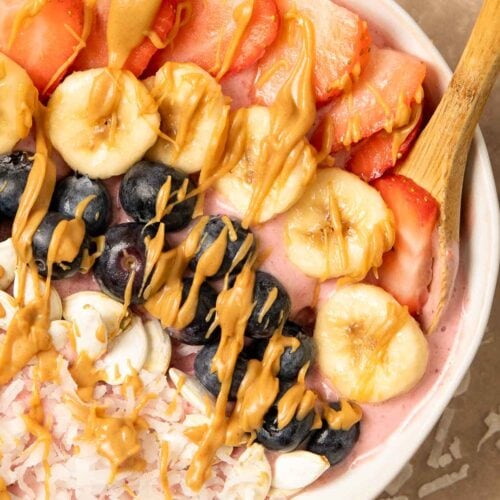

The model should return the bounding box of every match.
[119,160,196,231]
[94,223,148,304]
[194,342,248,401]
[0,151,33,218]
[256,405,314,452]
[249,322,315,381]
[32,212,87,280]
[52,174,111,236]
[246,271,291,339]
[306,402,361,466]
[168,278,219,345]
[189,216,255,280]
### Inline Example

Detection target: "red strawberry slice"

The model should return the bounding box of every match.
[373,174,439,315]
[312,47,426,152]
[147,0,279,78]
[0,0,85,94]
[253,0,371,105]
[347,103,423,182]
[73,0,175,76]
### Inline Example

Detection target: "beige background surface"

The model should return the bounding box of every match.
[376,1,500,499]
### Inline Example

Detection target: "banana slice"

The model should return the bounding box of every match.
[72,304,108,360]
[315,284,429,403]
[169,367,215,416]
[143,319,171,374]
[97,315,148,385]
[285,168,395,281]
[0,239,17,290]
[0,53,38,155]
[48,320,72,353]
[62,291,124,336]
[13,270,62,320]
[46,68,160,179]
[215,106,317,224]
[0,291,18,331]
[146,62,230,175]
[222,443,272,500]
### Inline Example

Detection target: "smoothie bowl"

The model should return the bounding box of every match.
[0,0,498,499]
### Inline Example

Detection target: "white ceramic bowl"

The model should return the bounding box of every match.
[299,1,500,498]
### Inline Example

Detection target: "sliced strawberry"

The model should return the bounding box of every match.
[147,0,279,77]
[73,0,175,76]
[347,103,423,182]
[252,0,371,105]
[312,47,426,152]
[373,174,439,315]
[0,0,85,94]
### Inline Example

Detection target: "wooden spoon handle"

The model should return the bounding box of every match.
[399,0,500,226]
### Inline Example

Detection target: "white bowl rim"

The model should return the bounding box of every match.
[298,1,500,498]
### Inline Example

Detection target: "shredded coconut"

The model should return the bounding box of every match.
[427,408,456,469]
[449,437,462,460]
[417,464,469,498]
[384,463,414,496]
[477,407,500,451]
[453,370,471,398]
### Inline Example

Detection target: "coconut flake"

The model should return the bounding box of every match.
[453,370,471,398]
[418,464,469,498]
[427,408,456,469]
[449,437,462,460]
[477,408,500,451]
[384,463,414,496]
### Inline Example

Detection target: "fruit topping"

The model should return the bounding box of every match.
[347,103,423,182]
[0,151,33,218]
[148,0,280,79]
[32,212,87,280]
[73,0,176,77]
[243,271,291,339]
[256,404,314,452]
[120,160,196,231]
[52,174,112,236]
[253,0,371,104]
[194,342,249,401]
[146,62,230,175]
[189,215,256,280]
[312,47,426,152]
[373,174,439,314]
[46,69,160,179]
[315,284,429,403]
[143,319,172,374]
[250,322,314,381]
[285,167,395,281]
[0,53,37,154]
[168,277,219,345]
[306,401,361,466]
[94,222,148,304]
[0,0,85,94]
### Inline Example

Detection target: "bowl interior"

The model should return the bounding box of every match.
[298,1,499,498]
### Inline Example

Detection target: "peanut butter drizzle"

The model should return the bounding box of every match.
[0,477,9,500]
[69,352,104,401]
[159,441,173,500]
[390,102,423,164]
[257,286,278,323]
[107,0,163,68]
[322,399,362,431]
[212,0,255,81]
[254,59,290,89]
[147,1,192,50]
[186,264,255,490]
[8,0,47,48]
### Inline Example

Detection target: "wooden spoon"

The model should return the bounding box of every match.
[397,0,500,332]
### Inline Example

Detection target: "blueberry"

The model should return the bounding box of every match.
[169,278,219,345]
[194,342,248,401]
[120,160,196,231]
[245,271,291,339]
[189,216,255,280]
[32,212,86,280]
[52,175,111,236]
[256,405,314,452]
[307,402,361,466]
[0,151,33,218]
[249,322,315,381]
[94,223,148,304]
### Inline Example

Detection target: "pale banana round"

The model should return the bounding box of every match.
[146,62,230,174]
[46,68,160,179]
[0,53,37,155]
[215,106,317,224]
[315,284,429,403]
[285,167,395,281]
